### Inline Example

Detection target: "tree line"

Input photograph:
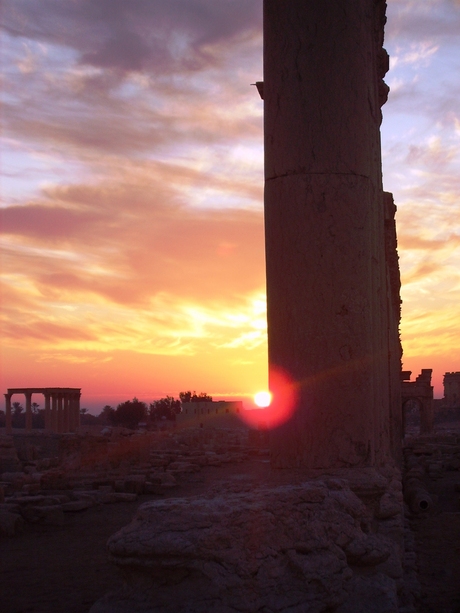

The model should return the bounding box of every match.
[81,391,213,429]
[0,391,213,430]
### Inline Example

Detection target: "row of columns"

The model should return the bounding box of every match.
[4,389,81,435]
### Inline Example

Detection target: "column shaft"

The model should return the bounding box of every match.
[264,0,395,468]
[25,392,32,432]
[51,394,57,432]
[44,394,51,432]
[63,394,70,433]
[76,393,81,429]
[4,394,12,435]
[57,395,63,433]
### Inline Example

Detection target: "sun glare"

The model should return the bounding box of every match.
[254,391,271,407]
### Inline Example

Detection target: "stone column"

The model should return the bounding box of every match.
[57,394,63,433]
[76,392,81,429]
[4,393,12,435]
[69,394,75,433]
[69,392,81,432]
[264,0,396,468]
[44,393,51,432]
[51,394,57,432]
[63,394,70,433]
[25,391,33,432]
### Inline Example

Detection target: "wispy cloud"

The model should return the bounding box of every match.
[1,0,459,401]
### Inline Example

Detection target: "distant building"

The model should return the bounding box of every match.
[176,401,246,430]
[443,372,460,407]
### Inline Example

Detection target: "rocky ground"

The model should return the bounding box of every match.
[0,426,460,613]
[0,461,271,613]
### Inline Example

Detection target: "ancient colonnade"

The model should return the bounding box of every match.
[4,387,81,435]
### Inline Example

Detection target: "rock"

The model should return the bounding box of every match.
[335,573,398,613]
[377,493,403,519]
[0,510,24,537]
[124,475,146,494]
[0,436,22,473]
[343,534,392,566]
[40,470,71,490]
[99,492,137,504]
[159,472,177,488]
[72,492,98,506]
[20,504,64,525]
[62,500,92,512]
[91,476,401,613]
[1,472,30,490]
[167,461,197,474]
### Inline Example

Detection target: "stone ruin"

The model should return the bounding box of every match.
[0,427,253,538]
[87,2,415,612]
[4,2,458,611]
[4,387,81,434]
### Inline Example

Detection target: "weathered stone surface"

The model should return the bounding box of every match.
[91,474,402,613]
[335,573,398,613]
[19,504,64,525]
[1,471,30,487]
[62,500,92,512]
[124,475,146,494]
[99,492,138,504]
[264,0,401,469]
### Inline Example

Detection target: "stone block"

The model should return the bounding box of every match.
[62,500,92,512]
[20,504,64,525]
[91,475,402,613]
[124,475,146,494]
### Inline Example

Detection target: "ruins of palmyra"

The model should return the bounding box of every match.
[4,387,81,434]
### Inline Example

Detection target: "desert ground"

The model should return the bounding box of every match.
[1,427,460,613]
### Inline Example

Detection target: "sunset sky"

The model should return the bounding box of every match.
[1,0,459,412]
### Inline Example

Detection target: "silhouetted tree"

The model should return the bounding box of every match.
[97,405,116,425]
[79,408,99,426]
[12,401,25,428]
[149,396,181,421]
[113,398,147,429]
[179,391,192,403]
[179,391,212,403]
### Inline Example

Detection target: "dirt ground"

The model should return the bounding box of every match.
[2,450,460,613]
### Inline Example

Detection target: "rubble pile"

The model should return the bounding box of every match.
[0,429,257,538]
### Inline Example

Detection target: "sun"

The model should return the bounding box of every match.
[254,391,272,408]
